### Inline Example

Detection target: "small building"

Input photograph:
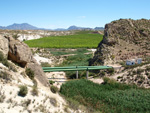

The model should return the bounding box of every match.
[126,59,136,65]
[126,58,142,65]
[137,58,142,64]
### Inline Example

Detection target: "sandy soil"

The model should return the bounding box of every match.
[0,63,75,113]
[33,54,52,65]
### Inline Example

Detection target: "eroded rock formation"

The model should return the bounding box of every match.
[3,36,48,86]
[90,19,150,65]
[6,36,32,67]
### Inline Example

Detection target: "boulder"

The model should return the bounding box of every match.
[6,36,48,86]
[0,35,9,58]
[7,36,32,67]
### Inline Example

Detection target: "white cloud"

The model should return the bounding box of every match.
[77,16,86,19]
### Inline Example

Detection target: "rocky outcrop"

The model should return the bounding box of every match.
[27,58,48,86]
[5,36,48,86]
[0,35,9,58]
[90,19,150,65]
[6,36,32,67]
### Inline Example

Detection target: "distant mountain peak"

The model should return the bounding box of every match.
[1,23,38,30]
[0,23,104,31]
[67,25,93,30]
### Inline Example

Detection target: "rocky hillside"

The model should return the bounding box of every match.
[90,19,150,65]
[0,29,75,41]
[0,35,85,113]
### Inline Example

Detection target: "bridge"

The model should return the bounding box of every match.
[42,66,112,79]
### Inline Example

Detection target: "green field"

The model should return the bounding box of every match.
[60,79,150,113]
[24,31,103,48]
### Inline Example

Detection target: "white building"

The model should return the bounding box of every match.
[126,58,142,65]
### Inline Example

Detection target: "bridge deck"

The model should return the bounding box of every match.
[43,66,112,72]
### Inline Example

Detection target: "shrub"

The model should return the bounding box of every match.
[1,59,9,67]
[41,62,51,67]
[66,98,80,110]
[8,64,17,72]
[0,51,17,72]
[100,71,105,76]
[50,86,58,93]
[89,72,96,77]
[0,52,9,67]
[0,51,4,61]
[137,69,144,75]
[65,71,87,79]
[117,76,122,79]
[32,86,38,96]
[22,99,31,107]
[12,34,20,40]
[111,55,115,60]
[107,68,114,75]
[119,62,125,67]
[146,66,150,71]
[146,72,149,76]
[33,79,37,87]
[103,77,110,84]
[132,70,137,75]
[25,68,34,80]
[18,85,28,97]
[50,98,57,107]
[0,89,6,103]
[0,71,10,81]
[49,80,55,85]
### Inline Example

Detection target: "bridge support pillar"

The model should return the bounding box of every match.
[76,71,78,79]
[86,68,89,79]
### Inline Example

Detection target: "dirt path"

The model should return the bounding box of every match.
[90,65,125,84]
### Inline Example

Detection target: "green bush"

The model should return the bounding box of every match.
[100,71,105,76]
[137,69,144,75]
[18,85,28,97]
[0,51,4,61]
[50,86,58,93]
[12,33,20,40]
[65,70,87,79]
[31,79,38,96]
[25,68,34,80]
[8,64,17,72]
[49,80,55,85]
[0,51,17,72]
[50,98,57,107]
[146,66,150,71]
[117,76,122,79]
[41,62,51,67]
[0,71,10,81]
[32,86,38,96]
[0,52,9,67]
[107,68,115,75]
[103,77,110,84]
[2,59,9,67]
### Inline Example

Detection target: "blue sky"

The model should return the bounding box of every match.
[0,0,150,29]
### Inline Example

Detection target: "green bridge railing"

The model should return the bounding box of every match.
[42,66,112,79]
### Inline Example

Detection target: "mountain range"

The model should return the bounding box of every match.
[0,23,104,31]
